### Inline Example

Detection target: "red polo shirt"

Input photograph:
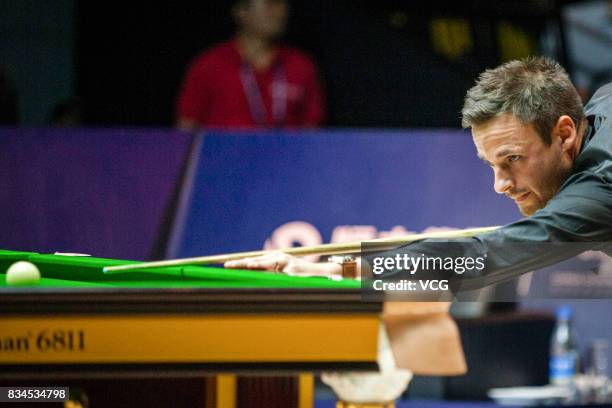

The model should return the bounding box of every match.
[176,39,325,128]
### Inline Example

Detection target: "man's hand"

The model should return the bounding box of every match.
[224,251,341,276]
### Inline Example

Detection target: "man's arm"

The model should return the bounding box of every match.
[299,57,325,126]
[176,59,211,131]
[226,173,611,284]
[397,171,612,291]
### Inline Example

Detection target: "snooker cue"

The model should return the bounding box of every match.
[103,226,500,274]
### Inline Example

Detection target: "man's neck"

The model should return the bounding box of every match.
[574,118,588,158]
[236,33,276,71]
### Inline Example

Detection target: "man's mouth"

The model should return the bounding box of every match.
[513,192,531,202]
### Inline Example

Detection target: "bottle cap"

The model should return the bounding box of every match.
[556,305,572,320]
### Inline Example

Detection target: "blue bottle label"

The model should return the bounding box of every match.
[549,352,577,381]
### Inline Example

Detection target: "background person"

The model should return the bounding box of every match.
[176,0,325,131]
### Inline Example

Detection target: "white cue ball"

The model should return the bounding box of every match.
[6,261,41,286]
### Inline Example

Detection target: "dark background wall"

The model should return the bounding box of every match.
[75,0,566,128]
[1,1,570,127]
[0,1,75,124]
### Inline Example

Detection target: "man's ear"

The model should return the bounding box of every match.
[552,115,578,153]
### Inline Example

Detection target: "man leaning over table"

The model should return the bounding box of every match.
[226,57,612,288]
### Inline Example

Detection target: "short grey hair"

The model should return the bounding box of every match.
[461,57,584,144]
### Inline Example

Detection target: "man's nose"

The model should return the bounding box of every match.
[494,169,514,194]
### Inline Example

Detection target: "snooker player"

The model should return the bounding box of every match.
[225,57,612,289]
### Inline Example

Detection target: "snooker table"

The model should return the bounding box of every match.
[0,249,381,407]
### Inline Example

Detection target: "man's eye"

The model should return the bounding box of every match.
[508,155,521,163]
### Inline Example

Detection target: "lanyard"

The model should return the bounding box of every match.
[239,61,287,126]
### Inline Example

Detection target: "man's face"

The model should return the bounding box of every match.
[472,114,573,216]
[238,0,288,40]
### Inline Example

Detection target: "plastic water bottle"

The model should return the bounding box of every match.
[549,305,579,386]
[587,339,609,402]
